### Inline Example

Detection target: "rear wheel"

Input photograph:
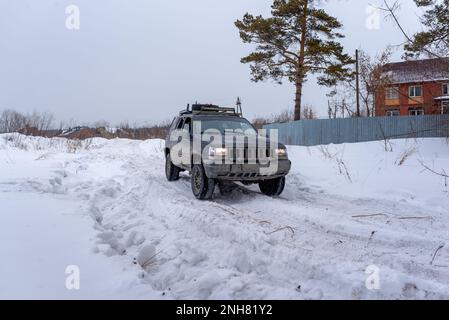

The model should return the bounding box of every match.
[165,153,180,181]
[191,164,215,200]
[259,177,285,197]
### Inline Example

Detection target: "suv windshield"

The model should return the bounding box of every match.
[199,118,257,135]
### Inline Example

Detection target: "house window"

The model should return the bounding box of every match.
[409,108,424,116]
[385,87,399,100]
[386,109,400,117]
[409,85,422,97]
[442,101,449,114]
[443,84,449,95]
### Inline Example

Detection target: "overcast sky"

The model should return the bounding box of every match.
[0,0,422,126]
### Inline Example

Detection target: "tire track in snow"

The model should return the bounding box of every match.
[20,138,449,299]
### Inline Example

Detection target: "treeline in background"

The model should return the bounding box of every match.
[0,106,317,140]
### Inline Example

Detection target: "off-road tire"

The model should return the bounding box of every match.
[165,153,180,181]
[259,177,285,197]
[191,164,215,200]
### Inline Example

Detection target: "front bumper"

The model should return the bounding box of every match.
[204,159,291,181]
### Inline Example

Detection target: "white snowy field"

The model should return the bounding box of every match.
[0,133,449,300]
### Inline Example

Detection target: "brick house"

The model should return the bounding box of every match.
[375,58,449,117]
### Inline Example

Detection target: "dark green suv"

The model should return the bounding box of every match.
[164,104,291,200]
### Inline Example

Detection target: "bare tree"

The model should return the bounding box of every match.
[0,109,56,135]
[272,109,294,123]
[252,108,294,129]
[302,105,317,120]
[327,85,355,119]
[327,48,392,118]
[0,110,27,133]
[355,49,392,117]
[28,110,54,133]
[92,120,110,129]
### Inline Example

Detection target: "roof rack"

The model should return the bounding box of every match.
[179,103,242,117]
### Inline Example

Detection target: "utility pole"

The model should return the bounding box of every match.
[355,49,361,117]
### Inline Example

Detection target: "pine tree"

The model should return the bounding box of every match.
[235,0,354,120]
[405,0,449,58]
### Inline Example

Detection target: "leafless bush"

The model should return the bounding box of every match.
[273,109,294,123]
[302,105,317,120]
[336,156,352,183]
[396,147,417,166]
[2,133,29,150]
[383,138,393,152]
[252,106,317,129]
[252,109,291,129]
[317,145,352,182]
[252,117,270,130]
[114,120,171,140]
[418,159,449,188]
[65,138,93,153]
[318,145,333,159]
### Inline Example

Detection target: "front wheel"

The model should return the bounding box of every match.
[165,153,180,181]
[191,164,215,200]
[259,177,285,197]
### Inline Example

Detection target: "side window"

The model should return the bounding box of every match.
[170,117,178,131]
[176,118,185,130]
[183,117,192,134]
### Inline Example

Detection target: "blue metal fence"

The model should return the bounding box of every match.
[264,115,449,146]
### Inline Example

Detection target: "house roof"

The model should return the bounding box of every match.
[383,58,449,84]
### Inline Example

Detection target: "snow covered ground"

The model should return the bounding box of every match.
[1,133,449,300]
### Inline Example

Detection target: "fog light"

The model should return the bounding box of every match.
[276,148,287,157]
[209,147,227,157]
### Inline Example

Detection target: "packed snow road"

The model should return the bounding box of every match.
[1,134,449,299]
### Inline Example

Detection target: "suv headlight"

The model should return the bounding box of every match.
[209,147,227,157]
[276,148,287,157]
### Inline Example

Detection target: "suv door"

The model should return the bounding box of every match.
[180,117,193,168]
[166,117,181,151]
